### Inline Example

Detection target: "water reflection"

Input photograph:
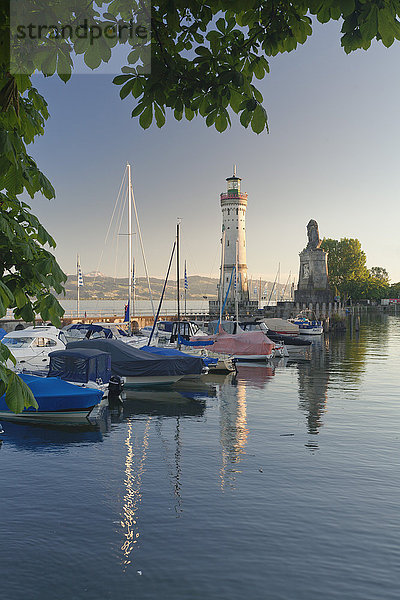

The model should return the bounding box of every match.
[0,420,103,453]
[120,417,151,569]
[119,386,210,567]
[218,372,249,490]
[235,363,276,389]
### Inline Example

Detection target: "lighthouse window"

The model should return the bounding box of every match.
[236,208,238,215]
[227,240,229,246]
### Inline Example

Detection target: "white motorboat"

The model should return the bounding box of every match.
[289,315,324,335]
[3,325,67,371]
[63,322,148,347]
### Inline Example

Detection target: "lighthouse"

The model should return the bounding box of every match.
[220,166,249,303]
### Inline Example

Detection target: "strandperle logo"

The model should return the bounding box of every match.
[15,19,149,44]
[10,0,151,75]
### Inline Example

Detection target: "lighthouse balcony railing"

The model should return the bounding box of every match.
[220,193,248,201]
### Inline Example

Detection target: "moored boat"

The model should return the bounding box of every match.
[3,325,67,370]
[187,325,276,362]
[67,338,204,388]
[289,315,324,335]
[238,320,312,354]
[0,374,103,423]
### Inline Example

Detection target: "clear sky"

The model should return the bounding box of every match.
[28,20,400,284]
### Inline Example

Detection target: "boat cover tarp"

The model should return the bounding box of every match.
[0,327,6,340]
[68,323,114,338]
[0,373,103,413]
[48,349,111,384]
[67,338,203,377]
[262,318,299,334]
[141,345,218,366]
[189,326,275,356]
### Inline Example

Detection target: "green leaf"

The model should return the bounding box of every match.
[251,105,268,134]
[240,109,252,128]
[119,79,134,99]
[139,105,153,129]
[215,113,228,132]
[154,104,165,127]
[84,46,102,70]
[5,371,38,414]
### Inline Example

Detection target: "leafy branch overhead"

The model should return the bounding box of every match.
[112,0,400,133]
[5,2,400,135]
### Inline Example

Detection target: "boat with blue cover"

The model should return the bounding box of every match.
[140,345,211,379]
[67,338,204,388]
[0,373,104,423]
[47,348,123,398]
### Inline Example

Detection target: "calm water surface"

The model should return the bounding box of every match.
[2,314,400,599]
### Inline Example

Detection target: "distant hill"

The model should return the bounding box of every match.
[58,274,291,301]
[59,275,219,301]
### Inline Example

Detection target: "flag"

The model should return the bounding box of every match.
[124,302,129,322]
[184,261,188,290]
[77,256,84,287]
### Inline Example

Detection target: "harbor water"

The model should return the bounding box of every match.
[2,313,400,599]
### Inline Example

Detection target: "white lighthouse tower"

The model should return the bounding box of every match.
[220,166,249,303]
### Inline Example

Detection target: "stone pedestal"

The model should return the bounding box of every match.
[294,248,333,304]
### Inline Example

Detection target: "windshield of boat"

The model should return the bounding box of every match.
[3,336,35,348]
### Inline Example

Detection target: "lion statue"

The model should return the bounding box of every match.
[306,219,321,250]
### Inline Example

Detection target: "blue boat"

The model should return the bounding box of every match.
[0,373,103,423]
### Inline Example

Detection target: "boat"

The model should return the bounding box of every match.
[0,373,103,423]
[289,315,324,335]
[66,338,204,388]
[139,345,210,379]
[63,322,147,347]
[47,348,123,399]
[139,320,206,344]
[2,325,67,370]
[238,320,312,354]
[185,325,276,362]
[143,321,236,374]
[260,318,300,336]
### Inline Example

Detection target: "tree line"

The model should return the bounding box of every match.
[321,238,398,302]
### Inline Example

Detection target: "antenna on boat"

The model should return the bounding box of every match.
[233,164,237,177]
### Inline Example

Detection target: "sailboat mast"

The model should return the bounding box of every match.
[219,229,226,325]
[184,259,187,317]
[176,219,181,348]
[235,240,239,325]
[127,163,133,332]
[76,253,79,318]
